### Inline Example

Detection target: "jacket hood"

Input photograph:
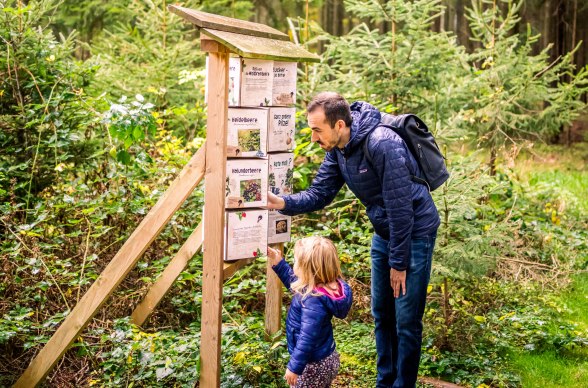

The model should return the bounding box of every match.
[323,280,353,319]
[343,101,382,154]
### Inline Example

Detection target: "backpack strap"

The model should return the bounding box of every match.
[362,126,430,191]
[362,132,378,178]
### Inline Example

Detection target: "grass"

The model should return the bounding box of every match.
[502,143,588,387]
[512,350,588,388]
[527,169,588,214]
[510,274,588,387]
[514,143,588,214]
[563,274,588,332]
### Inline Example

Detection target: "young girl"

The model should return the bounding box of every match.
[268,236,353,388]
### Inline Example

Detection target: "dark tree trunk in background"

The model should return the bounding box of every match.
[444,0,587,102]
[254,0,276,29]
[436,0,588,82]
[321,0,344,37]
[433,1,477,52]
[523,0,587,92]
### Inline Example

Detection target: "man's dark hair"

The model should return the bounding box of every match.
[307,92,352,128]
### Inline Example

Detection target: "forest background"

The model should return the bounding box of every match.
[1,0,588,387]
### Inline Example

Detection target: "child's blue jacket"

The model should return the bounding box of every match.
[272,258,353,375]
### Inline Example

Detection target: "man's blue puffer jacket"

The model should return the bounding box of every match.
[281,101,440,270]
[272,258,353,375]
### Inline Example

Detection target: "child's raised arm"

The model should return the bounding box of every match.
[268,247,296,290]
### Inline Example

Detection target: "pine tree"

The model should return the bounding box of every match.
[459,0,588,173]
[0,0,98,208]
[303,0,469,141]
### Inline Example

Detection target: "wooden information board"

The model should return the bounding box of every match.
[14,7,319,388]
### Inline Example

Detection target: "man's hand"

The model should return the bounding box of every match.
[390,269,407,298]
[285,369,298,386]
[267,191,286,210]
[267,246,282,266]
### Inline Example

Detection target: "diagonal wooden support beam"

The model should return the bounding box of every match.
[14,144,206,388]
[131,222,204,327]
[223,258,255,280]
[130,223,256,327]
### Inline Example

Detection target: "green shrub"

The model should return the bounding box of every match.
[0,0,100,207]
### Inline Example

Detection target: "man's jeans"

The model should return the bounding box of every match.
[371,233,436,388]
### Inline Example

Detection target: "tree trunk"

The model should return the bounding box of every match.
[455,0,467,48]
[489,147,497,176]
[391,3,397,106]
[571,0,578,71]
[442,277,451,350]
[439,1,446,31]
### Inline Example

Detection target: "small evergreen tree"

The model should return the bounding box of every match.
[0,0,98,210]
[458,0,588,173]
[301,0,469,141]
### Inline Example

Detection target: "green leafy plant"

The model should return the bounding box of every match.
[0,0,100,209]
[95,318,201,387]
[101,94,157,164]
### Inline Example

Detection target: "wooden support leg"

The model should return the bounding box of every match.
[131,224,257,327]
[200,50,229,388]
[131,222,204,327]
[222,258,255,281]
[265,243,283,337]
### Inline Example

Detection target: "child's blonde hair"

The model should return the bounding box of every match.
[290,236,342,299]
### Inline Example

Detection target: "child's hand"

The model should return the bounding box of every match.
[267,246,282,266]
[284,369,298,386]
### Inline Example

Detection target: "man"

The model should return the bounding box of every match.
[267,92,439,388]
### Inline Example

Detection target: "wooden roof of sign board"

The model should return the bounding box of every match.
[168,5,288,41]
[201,29,320,63]
[168,5,321,63]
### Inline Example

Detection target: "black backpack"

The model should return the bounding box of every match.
[362,113,449,191]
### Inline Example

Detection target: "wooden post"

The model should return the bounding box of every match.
[200,45,229,387]
[265,243,283,337]
[14,145,206,388]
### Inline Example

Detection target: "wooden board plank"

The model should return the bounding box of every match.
[202,28,321,63]
[168,5,288,41]
[200,51,229,388]
[223,258,255,280]
[201,35,231,54]
[131,229,255,327]
[131,222,204,327]
[14,144,207,388]
[265,243,283,337]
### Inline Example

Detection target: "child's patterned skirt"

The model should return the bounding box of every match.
[294,350,340,388]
